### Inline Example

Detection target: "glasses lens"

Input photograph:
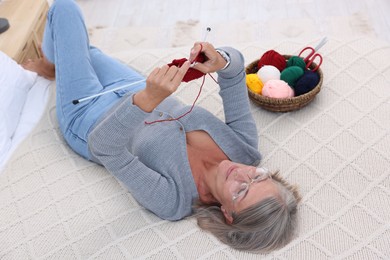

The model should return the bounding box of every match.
[255,167,269,175]
[231,167,270,202]
[231,181,248,201]
[251,167,268,180]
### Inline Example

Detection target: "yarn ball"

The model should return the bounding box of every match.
[257,50,287,72]
[280,66,304,87]
[294,70,320,96]
[167,53,207,82]
[286,56,306,70]
[246,74,264,94]
[262,79,294,99]
[257,65,280,84]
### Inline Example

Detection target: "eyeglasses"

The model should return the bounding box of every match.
[231,167,271,204]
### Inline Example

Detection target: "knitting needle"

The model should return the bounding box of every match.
[72,79,146,104]
[203,27,211,42]
[73,28,212,104]
[314,37,328,51]
[190,27,211,68]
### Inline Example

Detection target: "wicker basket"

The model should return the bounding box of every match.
[246,55,323,112]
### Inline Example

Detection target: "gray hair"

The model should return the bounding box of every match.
[193,171,301,253]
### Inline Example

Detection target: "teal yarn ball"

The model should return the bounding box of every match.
[287,56,306,70]
[280,66,304,87]
[294,70,320,96]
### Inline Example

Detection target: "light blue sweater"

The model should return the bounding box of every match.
[88,47,261,220]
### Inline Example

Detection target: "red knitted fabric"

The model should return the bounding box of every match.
[168,53,206,82]
[257,50,287,72]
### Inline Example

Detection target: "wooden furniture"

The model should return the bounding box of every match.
[0,0,49,63]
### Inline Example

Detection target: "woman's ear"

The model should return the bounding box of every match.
[221,206,234,224]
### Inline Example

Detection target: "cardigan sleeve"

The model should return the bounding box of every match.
[216,47,260,162]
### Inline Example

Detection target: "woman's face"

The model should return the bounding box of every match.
[216,160,280,217]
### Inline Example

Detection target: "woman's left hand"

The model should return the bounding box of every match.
[188,42,227,73]
[133,61,190,112]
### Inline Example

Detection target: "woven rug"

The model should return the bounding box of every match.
[1,37,389,259]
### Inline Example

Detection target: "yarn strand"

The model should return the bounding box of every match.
[144,43,219,125]
[144,73,218,125]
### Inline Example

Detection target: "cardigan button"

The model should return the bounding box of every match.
[179,126,183,131]
[159,112,163,117]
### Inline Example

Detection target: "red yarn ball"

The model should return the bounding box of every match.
[257,50,287,72]
[167,53,206,82]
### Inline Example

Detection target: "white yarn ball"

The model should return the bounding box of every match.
[257,65,281,84]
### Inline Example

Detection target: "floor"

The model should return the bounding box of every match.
[70,0,390,53]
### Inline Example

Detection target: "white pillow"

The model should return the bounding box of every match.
[0,51,38,140]
[10,76,51,153]
[0,118,12,165]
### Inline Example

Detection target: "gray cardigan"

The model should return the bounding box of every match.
[88,47,261,220]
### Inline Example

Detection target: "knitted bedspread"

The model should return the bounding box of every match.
[1,37,389,259]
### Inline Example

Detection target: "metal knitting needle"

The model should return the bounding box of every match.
[73,29,212,105]
[73,28,212,104]
[314,37,328,51]
[190,27,211,68]
[203,27,211,42]
[72,79,146,105]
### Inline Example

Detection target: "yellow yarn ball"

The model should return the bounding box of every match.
[246,74,264,94]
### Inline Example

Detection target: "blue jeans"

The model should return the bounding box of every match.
[42,0,146,159]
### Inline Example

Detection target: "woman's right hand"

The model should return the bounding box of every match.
[133,61,190,112]
[189,42,227,73]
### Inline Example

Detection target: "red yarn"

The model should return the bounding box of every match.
[144,72,219,125]
[257,50,287,72]
[144,44,215,125]
[167,43,207,82]
[145,75,206,125]
[167,52,206,82]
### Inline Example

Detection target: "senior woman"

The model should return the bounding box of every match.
[23,0,301,253]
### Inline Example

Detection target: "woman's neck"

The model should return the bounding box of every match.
[194,161,220,205]
[185,130,228,204]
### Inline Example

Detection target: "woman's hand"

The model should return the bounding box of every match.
[133,61,190,112]
[188,42,227,73]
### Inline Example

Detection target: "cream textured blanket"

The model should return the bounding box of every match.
[1,37,389,259]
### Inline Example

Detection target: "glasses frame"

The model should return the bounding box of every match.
[231,167,271,206]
